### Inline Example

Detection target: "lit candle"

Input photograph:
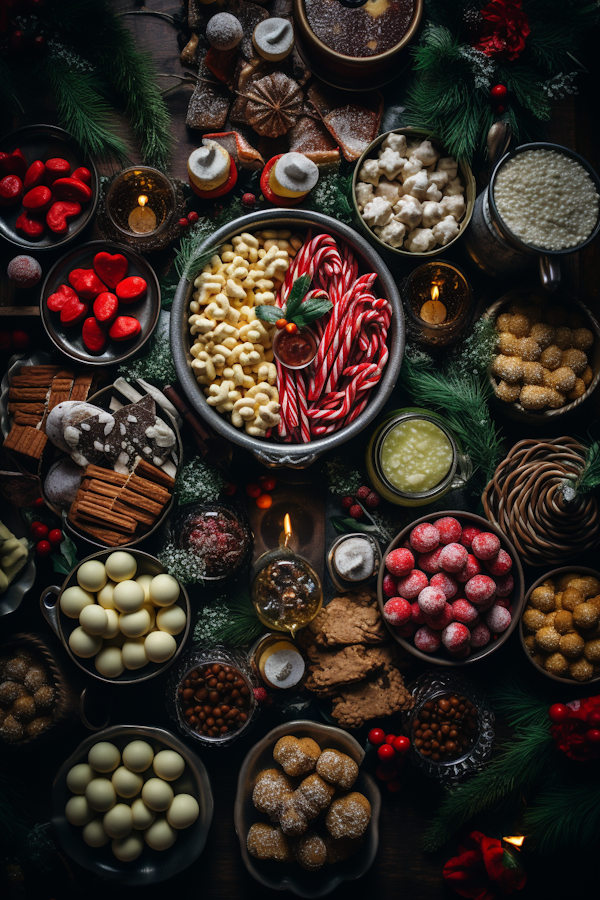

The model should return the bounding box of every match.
[420,284,447,324]
[128,194,158,234]
[405,262,472,348]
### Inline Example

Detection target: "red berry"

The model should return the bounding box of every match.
[48,528,63,546]
[349,504,363,519]
[259,476,276,491]
[223,482,237,496]
[246,482,261,498]
[368,727,385,746]
[12,329,30,350]
[285,322,298,334]
[36,540,51,557]
[490,84,508,101]
[382,574,398,598]
[31,522,48,541]
[496,105,506,115]
[385,548,414,577]
[377,744,395,762]
[586,728,600,744]
[256,493,272,509]
[31,497,45,508]
[375,764,397,782]
[548,703,570,725]
[187,210,199,223]
[383,597,412,626]
[385,734,397,745]
[242,192,256,209]
[587,710,600,729]
[392,735,410,754]
[356,486,371,500]
[32,35,47,52]
[387,780,402,793]
[253,687,272,705]
[341,496,354,510]
[365,491,380,508]
[179,217,189,227]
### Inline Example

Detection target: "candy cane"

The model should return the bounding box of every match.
[295,371,312,443]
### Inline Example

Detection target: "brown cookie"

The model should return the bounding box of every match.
[291,773,335,820]
[293,830,327,871]
[310,590,386,647]
[316,749,359,790]
[325,792,371,840]
[331,665,413,729]
[305,644,380,693]
[247,823,293,862]
[273,735,321,777]
[252,768,295,821]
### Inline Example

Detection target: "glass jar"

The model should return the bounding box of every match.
[106,166,175,240]
[249,632,306,690]
[251,548,322,636]
[175,502,253,582]
[404,262,473,348]
[366,407,472,506]
[272,326,317,369]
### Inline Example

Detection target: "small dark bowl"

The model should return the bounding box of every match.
[52,724,213,886]
[40,240,160,367]
[0,124,98,251]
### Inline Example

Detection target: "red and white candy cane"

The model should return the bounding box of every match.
[295,371,312,443]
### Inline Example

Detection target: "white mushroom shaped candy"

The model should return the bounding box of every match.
[272,153,319,199]
[381,132,408,157]
[377,147,405,180]
[252,17,294,61]
[404,227,437,253]
[440,194,466,221]
[187,141,230,192]
[443,177,464,197]
[402,169,429,200]
[357,158,381,186]
[375,178,401,205]
[374,219,406,248]
[393,196,423,230]
[433,215,460,246]
[413,140,440,167]
[401,156,423,181]
[355,182,374,210]
[421,201,445,229]
[437,157,459,180]
[362,196,393,228]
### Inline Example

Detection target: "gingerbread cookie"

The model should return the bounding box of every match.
[247,822,293,862]
[316,749,358,791]
[330,665,413,729]
[252,768,294,821]
[273,735,321,776]
[293,831,327,871]
[304,644,382,694]
[307,590,386,646]
[325,792,371,840]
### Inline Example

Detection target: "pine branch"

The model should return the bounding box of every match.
[206,589,263,647]
[175,196,244,283]
[572,441,600,496]
[523,783,600,853]
[489,679,552,732]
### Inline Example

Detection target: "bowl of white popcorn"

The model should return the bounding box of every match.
[352,129,476,256]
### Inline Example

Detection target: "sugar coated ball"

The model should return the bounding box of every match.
[410,601,425,625]
[485,549,513,576]
[465,574,496,605]
[167,793,199,830]
[97,581,116,609]
[65,795,95,826]
[460,526,481,548]
[559,632,584,658]
[79,604,109,636]
[105,551,137,583]
[584,639,600,663]
[103,803,133,839]
[439,542,468,573]
[67,763,96,794]
[486,603,512,633]
[570,657,594,681]
[145,631,177,664]
[206,12,243,50]
[95,646,124,679]
[122,740,154,773]
[544,652,569,676]
[156,605,187,635]
[529,585,555,612]
[135,574,153,602]
[469,622,491,648]
[471,533,501,560]
[149,574,180,607]
[554,610,574,634]
[88,741,121,773]
[409,523,440,553]
[414,625,441,653]
[385,548,414,577]
[131,798,156,830]
[153,749,185,782]
[396,569,428,600]
[417,586,447,616]
[119,607,151,638]
[7,255,42,288]
[383,597,412,626]
[495,573,514,597]
[430,572,458,599]
[536,625,561,653]
[451,599,479,625]
[434,517,462,544]
[77,560,107,592]
[86,777,117,812]
[112,831,144,862]
[144,816,176,851]
[573,602,600,629]
[522,608,547,632]
[442,622,470,651]
[382,574,397,597]
[60,585,94,618]
[423,602,453,630]
[69,626,102,658]
[83,817,110,848]
[142,778,174,812]
[455,554,482,583]
[122,638,149,671]
[418,547,444,574]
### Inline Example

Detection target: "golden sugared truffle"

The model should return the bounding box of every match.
[584,639,600,663]
[522,361,545,385]
[543,366,577,393]
[492,355,524,383]
[560,348,587,375]
[539,345,563,370]
[559,632,584,658]
[588,595,600,610]
[572,328,594,351]
[519,385,564,409]
[516,337,541,361]
[569,576,600,598]
[573,603,600,630]
[529,322,555,349]
[496,312,530,337]
[535,626,561,653]
[522,608,548,632]
[554,592,563,609]
[529,585,556,613]
[561,588,586,611]
[544,652,569,675]
[557,574,576,591]
[569,657,594,682]
[494,380,521,403]
[545,305,568,325]
[524,635,537,653]
[567,378,586,401]
[582,365,594,386]
[553,326,573,350]
[554,610,574,634]
[497,332,520,355]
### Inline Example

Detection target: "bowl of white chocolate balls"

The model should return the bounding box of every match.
[40,549,190,684]
[352,128,476,257]
[52,725,213,885]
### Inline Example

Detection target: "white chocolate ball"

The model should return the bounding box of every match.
[60,586,94,618]
[131,797,156,830]
[79,604,109,636]
[66,763,96,794]
[105,631,126,649]
[156,605,186,636]
[113,580,145,614]
[103,803,133,839]
[144,631,177,664]
[65,794,94,826]
[112,831,144,861]
[105,551,137,582]
[149,574,180,607]
[166,794,199,830]
[97,581,116,609]
[86,777,117,812]
[69,626,102,658]
[135,574,153,602]
[112,766,143,799]
[119,607,151,638]
[77,560,107,593]
[94,646,124,679]
[144,816,176,851]
[122,638,149,671]
[101,608,120,640]
[88,741,121,773]
[122,740,154,773]
[83,817,110,847]
[142,778,174,812]
[153,750,185,782]
[142,601,156,631]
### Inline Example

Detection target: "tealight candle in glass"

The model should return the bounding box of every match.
[106,166,175,241]
[404,262,472,347]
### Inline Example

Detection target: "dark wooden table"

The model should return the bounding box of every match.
[1,3,600,899]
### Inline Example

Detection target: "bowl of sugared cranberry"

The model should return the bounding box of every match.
[377,512,524,665]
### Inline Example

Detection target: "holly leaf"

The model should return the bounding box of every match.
[293,297,333,328]
[51,529,79,575]
[51,555,73,575]
[285,274,311,321]
[330,516,380,535]
[255,305,282,324]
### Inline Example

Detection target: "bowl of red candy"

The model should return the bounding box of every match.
[377,512,524,665]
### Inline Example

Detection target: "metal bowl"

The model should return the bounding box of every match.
[234,719,381,898]
[171,209,404,469]
[40,548,191,685]
[0,124,99,251]
[519,566,600,686]
[40,240,160,367]
[52,724,213,886]
[377,511,525,666]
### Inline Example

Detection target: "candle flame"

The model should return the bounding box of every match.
[283,513,292,548]
[503,835,525,850]
[138,194,149,208]
[431,284,439,302]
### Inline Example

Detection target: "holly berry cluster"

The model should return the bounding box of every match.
[367,727,410,793]
[30,519,62,557]
[549,703,600,745]
[341,484,381,520]
[1,0,48,56]
[244,475,277,510]
[178,209,199,229]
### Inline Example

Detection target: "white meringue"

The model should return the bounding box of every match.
[404,227,437,253]
[443,177,465,197]
[375,178,401,205]
[362,196,393,228]
[381,132,408,157]
[377,147,405,180]
[402,169,429,200]
[437,157,459,180]
[393,196,422,230]
[374,218,406,248]
[433,215,460,246]
[355,181,374,210]
[358,158,381,186]
[413,140,440,167]
[440,194,466,221]
[421,201,444,228]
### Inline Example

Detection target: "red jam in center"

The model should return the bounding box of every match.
[275,329,317,368]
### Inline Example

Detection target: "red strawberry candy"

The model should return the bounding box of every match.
[464,574,496,605]
[423,602,454,631]
[396,569,428,600]
[430,572,458,599]
[109,316,141,341]
[495,573,514,597]
[486,603,511,634]
[460,526,482,549]
[23,185,52,213]
[46,201,81,235]
[470,622,491,648]
[471,532,501,561]
[52,177,93,203]
[82,317,108,353]
[74,270,107,300]
[439,542,468,573]
[45,157,71,186]
[442,622,470,651]
[15,211,44,239]
[116,276,147,304]
[0,149,27,178]
[414,625,441,653]
[434,516,462,545]
[418,547,444,574]
[382,573,398,598]
[383,597,411,626]
[417,586,447,616]
[93,292,119,323]
[410,601,425,625]
[409,522,440,553]
[24,160,45,190]
[0,174,23,206]
[72,167,92,184]
[68,267,87,288]
[385,547,414,578]
[60,296,89,326]
[47,284,79,312]
[451,598,479,625]
[456,553,482,583]
[93,252,128,289]
[485,549,513,576]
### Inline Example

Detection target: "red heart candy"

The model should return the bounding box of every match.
[109,316,141,341]
[52,177,93,204]
[94,252,129,289]
[46,200,81,235]
[82,317,108,353]
[47,284,79,312]
[115,276,147,304]
[24,160,45,190]
[0,149,27,179]
[23,185,52,213]
[72,167,92,184]
[68,267,88,288]
[74,270,107,301]
[15,211,45,239]
[93,291,119,323]
[60,296,89,326]
[44,157,71,186]
[0,174,23,206]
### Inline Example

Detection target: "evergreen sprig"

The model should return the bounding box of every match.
[256,275,332,328]
[194,588,263,647]
[572,441,600,496]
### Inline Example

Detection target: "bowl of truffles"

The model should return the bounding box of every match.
[486,285,600,422]
[235,720,380,897]
[352,128,476,256]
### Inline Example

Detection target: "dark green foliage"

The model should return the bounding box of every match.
[573,441,600,496]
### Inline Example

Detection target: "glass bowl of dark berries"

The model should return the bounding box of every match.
[174,502,253,582]
[168,647,258,747]
[402,670,494,783]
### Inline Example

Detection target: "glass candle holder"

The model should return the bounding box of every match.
[404,262,472,347]
[249,632,306,690]
[251,547,322,636]
[175,502,253,582]
[105,166,177,247]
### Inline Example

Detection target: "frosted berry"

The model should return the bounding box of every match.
[7,255,42,288]
[469,622,491,648]
[439,542,468,573]
[385,548,415,578]
[414,625,441,653]
[486,603,512,633]
[495,573,514,597]
[442,622,470,651]
[456,553,482,583]
[471,532,501,560]
[451,599,479,625]
[396,621,415,638]
[493,596,510,609]
[187,210,199,223]
[409,522,440,553]
[464,574,496,604]
[423,602,453,630]
[460,526,482,548]
[349,504,363,519]
[179,217,190,227]
[410,601,425,625]
[430,572,458,599]
[548,703,570,724]
[356,485,371,500]
[341,496,354,509]
[417,586,447,616]
[485,549,513,576]
[418,547,444,574]
[382,573,398,598]
[383,597,412,626]
[253,687,271,705]
[368,727,386,746]
[434,516,462,545]
[396,569,428,600]
[365,491,380,508]
[242,192,256,208]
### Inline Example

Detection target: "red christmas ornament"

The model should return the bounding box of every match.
[384,733,397,745]
[368,727,385,746]
[259,476,276,491]
[548,703,569,724]
[31,521,48,541]
[377,743,395,763]
[179,217,190,228]
[495,105,506,115]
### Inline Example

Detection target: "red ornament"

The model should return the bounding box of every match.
[341,496,354,509]
[187,210,199,224]
[275,318,287,330]
[586,728,600,744]
[349,504,363,519]
[377,743,395,762]
[443,831,526,899]
[285,322,298,334]
[241,192,256,209]
[490,84,508,102]
[31,497,45,509]
[48,528,63,547]
[548,703,570,725]
[392,735,410,754]
[587,710,600,729]
[246,482,262,498]
[368,727,385,746]
[36,540,52,557]
[473,0,530,61]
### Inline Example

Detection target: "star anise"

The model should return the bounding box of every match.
[242,72,303,138]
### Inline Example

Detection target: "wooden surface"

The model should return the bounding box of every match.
[1,4,600,900]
